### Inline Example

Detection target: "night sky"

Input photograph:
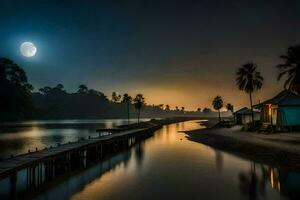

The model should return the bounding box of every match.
[1,0,300,110]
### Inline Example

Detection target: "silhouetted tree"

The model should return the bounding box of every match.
[236,62,263,123]
[0,57,34,121]
[39,86,51,95]
[202,107,212,113]
[0,57,189,121]
[197,108,201,112]
[277,44,300,94]
[165,104,170,111]
[122,93,132,125]
[78,84,88,93]
[158,104,164,110]
[226,103,234,113]
[212,96,223,121]
[180,107,185,114]
[134,94,145,124]
[55,83,64,90]
[88,89,104,96]
[111,92,121,102]
[175,106,179,111]
[33,86,176,119]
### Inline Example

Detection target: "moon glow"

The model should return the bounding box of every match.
[20,42,37,57]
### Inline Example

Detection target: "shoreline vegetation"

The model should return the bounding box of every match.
[185,119,300,170]
[0,58,230,122]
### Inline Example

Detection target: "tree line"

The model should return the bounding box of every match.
[0,58,218,122]
[1,44,298,122]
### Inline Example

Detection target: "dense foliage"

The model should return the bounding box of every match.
[0,58,34,121]
[0,57,227,121]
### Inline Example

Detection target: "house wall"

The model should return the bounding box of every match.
[262,105,300,127]
[242,115,252,124]
[254,113,261,121]
[235,115,242,124]
[236,113,260,124]
[279,107,300,126]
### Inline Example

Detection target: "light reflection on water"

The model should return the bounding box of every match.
[0,119,150,159]
[28,120,300,200]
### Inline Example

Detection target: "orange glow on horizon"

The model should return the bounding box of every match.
[121,83,283,111]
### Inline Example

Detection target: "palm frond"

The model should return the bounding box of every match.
[284,75,294,89]
[235,62,263,94]
[276,63,292,69]
[278,70,288,81]
[276,45,300,92]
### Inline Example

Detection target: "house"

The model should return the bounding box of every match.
[255,90,300,128]
[233,107,260,125]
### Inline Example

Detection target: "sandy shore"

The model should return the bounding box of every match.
[185,121,300,170]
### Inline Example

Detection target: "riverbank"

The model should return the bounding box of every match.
[185,121,300,169]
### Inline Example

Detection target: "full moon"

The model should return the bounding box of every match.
[20,42,37,57]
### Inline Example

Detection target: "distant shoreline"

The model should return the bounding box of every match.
[185,120,300,170]
[0,117,217,129]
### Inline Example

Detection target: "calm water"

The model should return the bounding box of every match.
[0,119,150,159]
[20,120,300,200]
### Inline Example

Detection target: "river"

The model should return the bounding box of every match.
[1,120,299,199]
[0,119,150,159]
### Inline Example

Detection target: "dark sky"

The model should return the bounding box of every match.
[0,0,300,110]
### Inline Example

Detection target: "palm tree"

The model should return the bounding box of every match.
[133,94,145,124]
[212,96,223,121]
[111,92,121,102]
[122,93,132,125]
[181,107,185,113]
[236,62,263,123]
[165,104,170,111]
[277,44,300,94]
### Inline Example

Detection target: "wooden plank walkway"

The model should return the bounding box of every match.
[0,117,200,178]
[0,127,150,177]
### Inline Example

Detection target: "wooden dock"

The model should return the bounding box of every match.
[0,117,199,177]
[0,117,201,199]
[0,126,157,178]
